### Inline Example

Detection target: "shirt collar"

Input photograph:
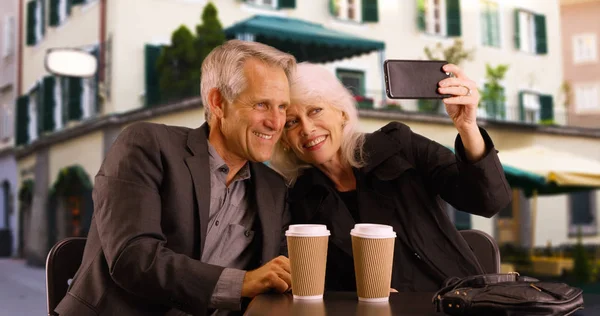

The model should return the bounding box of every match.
[207,141,251,182]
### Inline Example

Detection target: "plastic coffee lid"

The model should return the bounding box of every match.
[285,224,331,237]
[350,223,397,239]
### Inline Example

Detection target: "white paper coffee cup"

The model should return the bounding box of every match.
[351,224,396,302]
[286,225,330,300]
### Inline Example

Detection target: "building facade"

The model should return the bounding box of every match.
[0,0,19,257]
[14,0,600,264]
[561,0,600,129]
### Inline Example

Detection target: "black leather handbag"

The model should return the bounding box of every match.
[432,273,584,316]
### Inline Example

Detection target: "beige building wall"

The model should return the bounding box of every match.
[16,154,36,190]
[20,1,100,94]
[48,131,103,186]
[107,0,563,124]
[327,0,564,118]
[142,107,205,128]
[561,0,600,128]
[1,0,18,149]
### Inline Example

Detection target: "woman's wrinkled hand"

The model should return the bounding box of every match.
[437,64,480,133]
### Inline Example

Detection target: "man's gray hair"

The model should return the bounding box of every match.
[200,40,296,123]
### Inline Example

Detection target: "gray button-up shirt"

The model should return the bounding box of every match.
[204,142,257,314]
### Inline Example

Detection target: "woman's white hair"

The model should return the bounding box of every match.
[270,62,367,185]
[201,39,296,123]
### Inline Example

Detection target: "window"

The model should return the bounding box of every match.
[35,1,43,42]
[573,34,597,64]
[569,191,597,237]
[333,0,362,22]
[427,0,446,36]
[446,203,471,230]
[2,15,16,57]
[480,0,500,47]
[518,92,554,123]
[54,77,64,130]
[50,0,70,27]
[521,92,540,123]
[245,0,278,9]
[482,83,505,119]
[417,0,461,37]
[82,77,97,119]
[28,92,38,142]
[518,11,535,53]
[337,69,365,97]
[0,104,13,140]
[575,84,600,112]
[514,9,547,54]
[331,0,378,23]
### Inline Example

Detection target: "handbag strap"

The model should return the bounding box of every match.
[432,273,540,304]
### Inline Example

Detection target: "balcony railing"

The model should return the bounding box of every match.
[354,91,568,126]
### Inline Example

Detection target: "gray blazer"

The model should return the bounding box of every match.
[55,122,290,316]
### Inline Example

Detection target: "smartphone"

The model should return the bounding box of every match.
[383,60,451,99]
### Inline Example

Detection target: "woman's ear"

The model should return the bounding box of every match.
[341,111,349,125]
[208,88,225,119]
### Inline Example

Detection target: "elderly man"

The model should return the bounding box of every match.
[55,40,296,316]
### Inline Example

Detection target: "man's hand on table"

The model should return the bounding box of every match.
[241,256,292,297]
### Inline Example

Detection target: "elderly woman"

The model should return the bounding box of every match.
[270,62,511,292]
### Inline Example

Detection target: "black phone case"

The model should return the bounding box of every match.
[384,60,451,99]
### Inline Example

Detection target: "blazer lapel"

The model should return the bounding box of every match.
[184,123,211,255]
[250,163,279,263]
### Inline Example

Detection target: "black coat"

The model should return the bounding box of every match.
[288,122,512,292]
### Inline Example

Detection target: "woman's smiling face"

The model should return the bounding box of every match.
[283,101,346,166]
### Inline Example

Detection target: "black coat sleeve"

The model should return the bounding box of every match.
[388,122,512,218]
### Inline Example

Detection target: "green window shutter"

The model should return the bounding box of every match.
[491,7,500,47]
[518,91,525,122]
[446,0,461,37]
[72,0,86,5]
[514,10,521,50]
[42,76,56,132]
[91,47,101,114]
[499,86,506,119]
[50,0,60,26]
[35,84,45,136]
[417,0,426,31]
[362,0,379,23]
[40,0,46,38]
[540,94,554,122]
[277,0,295,9]
[68,77,83,120]
[67,0,72,16]
[26,1,37,46]
[16,96,30,145]
[145,44,162,107]
[481,6,489,46]
[535,14,548,55]
[483,83,494,116]
[60,78,69,125]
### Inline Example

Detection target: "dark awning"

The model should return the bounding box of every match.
[224,15,385,63]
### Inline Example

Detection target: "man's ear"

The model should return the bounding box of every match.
[208,88,225,119]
